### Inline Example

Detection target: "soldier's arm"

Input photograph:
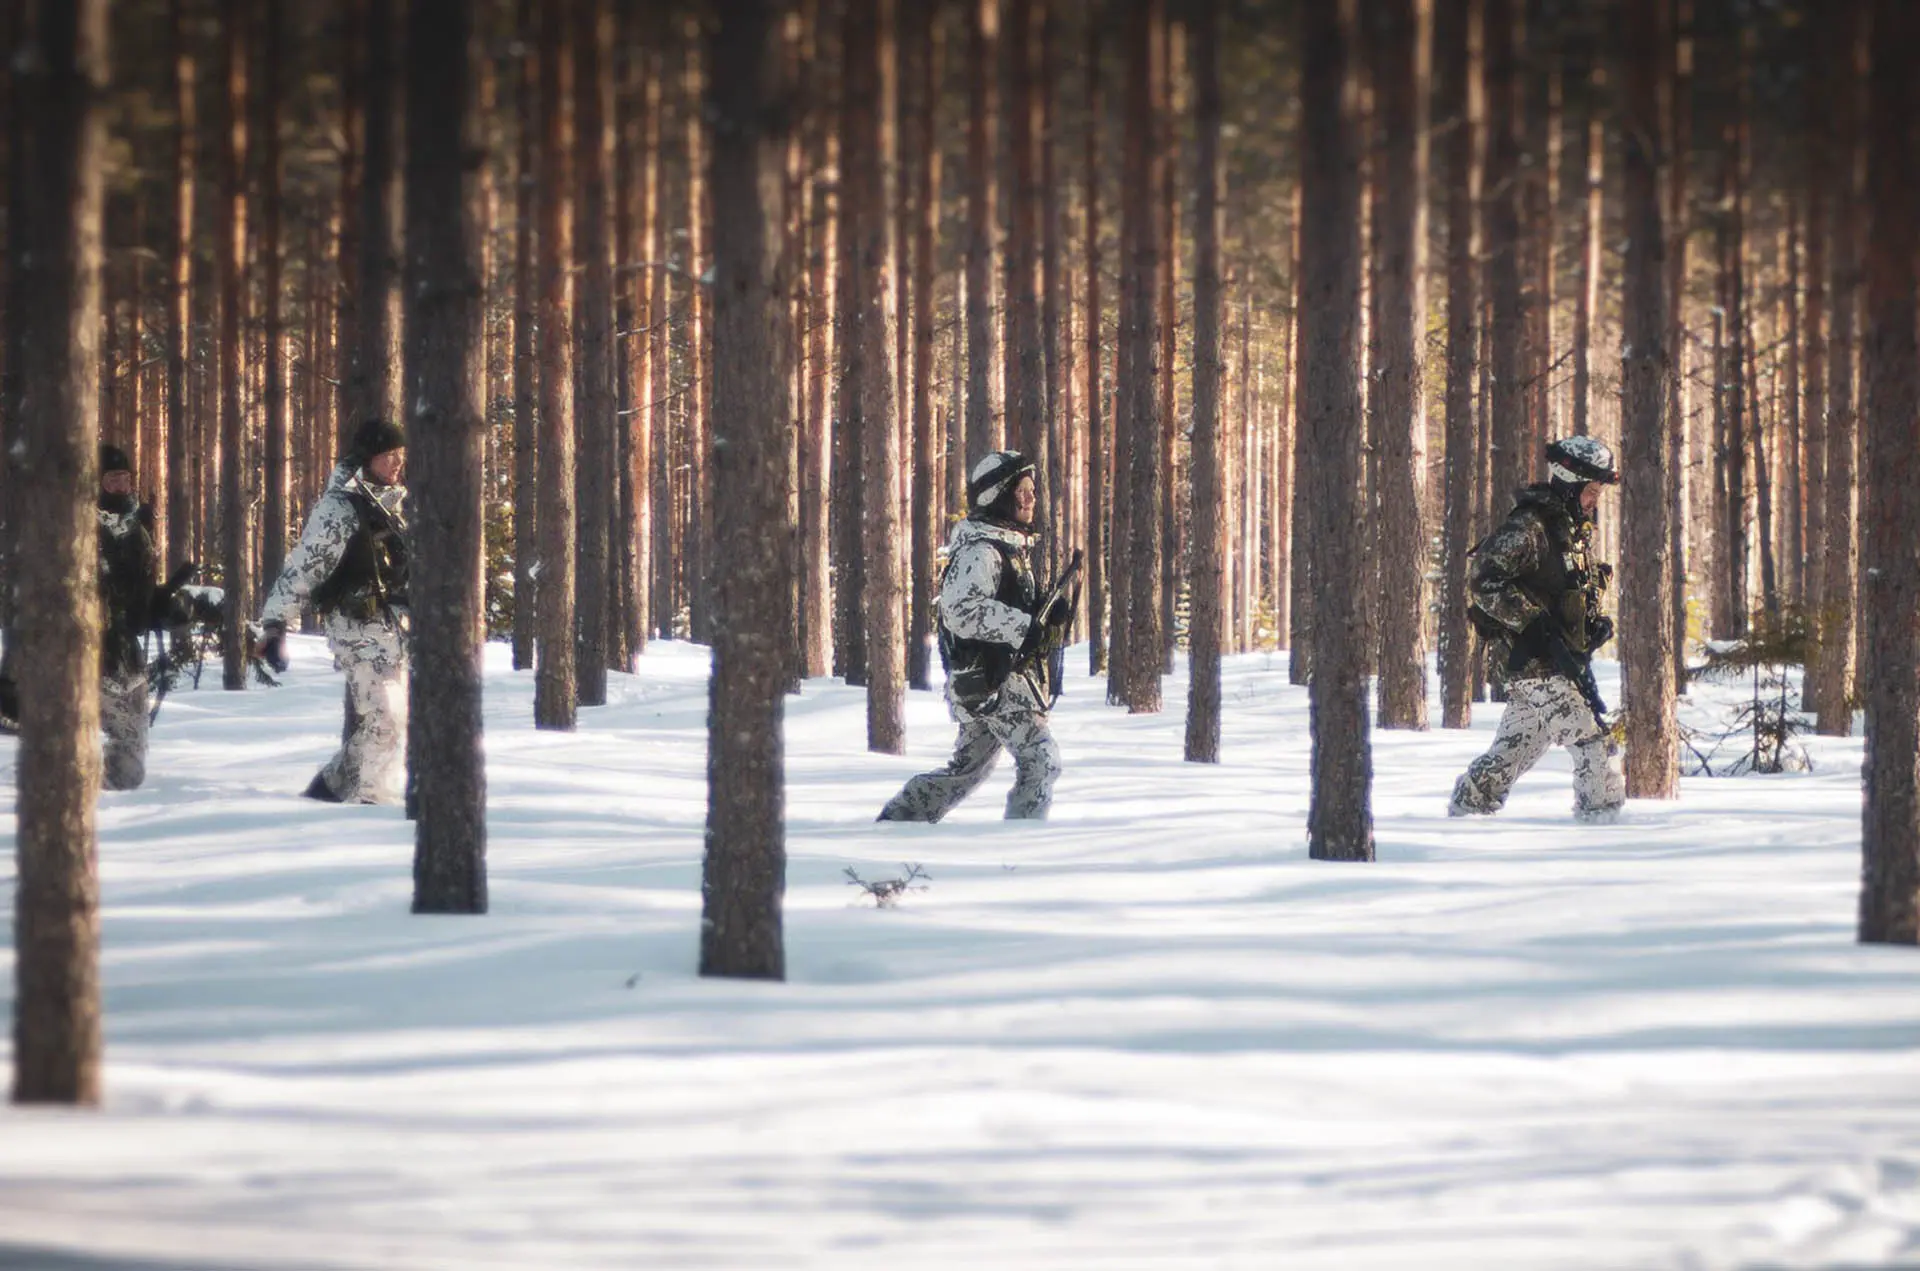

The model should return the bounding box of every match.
[260,486,357,628]
[940,542,1033,648]
[1470,514,1547,632]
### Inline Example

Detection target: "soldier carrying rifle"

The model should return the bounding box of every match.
[1450,436,1627,823]
[878,450,1077,823]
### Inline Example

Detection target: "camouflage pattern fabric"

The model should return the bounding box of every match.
[878,677,1061,822]
[314,610,408,805]
[1449,677,1624,821]
[880,519,1060,822]
[100,667,149,791]
[262,462,406,628]
[1471,485,1602,682]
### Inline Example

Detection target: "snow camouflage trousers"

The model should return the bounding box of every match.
[879,688,1062,823]
[1450,676,1624,820]
[317,611,408,804]
[100,667,150,791]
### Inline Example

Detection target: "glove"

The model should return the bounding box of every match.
[254,620,290,674]
[1586,614,1614,651]
[1037,594,1071,630]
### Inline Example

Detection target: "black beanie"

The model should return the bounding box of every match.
[99,442,133,475]
[349,418,406,461]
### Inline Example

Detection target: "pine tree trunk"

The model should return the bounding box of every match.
[8,0,107,1107]
[1084,10,1107,677]
[798,21,832,677]
[511,0,538,671]
[684,24,712,645]
[1815,0,1863,737]
[349,0,398,434]
[1571,53,1600,437]
[647,50,672,642]
[261,0,287,588]
[965,0,999,465]
[832,19,865,685]
[1287,180,1313,686]
[534,0,579,730]
[1438,0,1481,728]
[1368,0,1432,731]
[1722,43,1753,631]
[1184,0,1223,764]
[702,0,790,980]
[1039,3,1066,588]
[1667,0,1693,690]
[1299,0,1374,862]
[906,3,941,693]
[1004,0,1045,533]
[405,0,488,914]
[218,0,252,693]
[1619,0,1677,800]
[1157,26,1181,673]
[1856,0,1919,945]
[614,28,650,666]
[1483,0,1525,509]
[1119,0,1163,715]
[573,0,613,706]
[1783,200,1803,607]
[1802,33,1827,624]
[847,0,905,753]
[166,0,195,574]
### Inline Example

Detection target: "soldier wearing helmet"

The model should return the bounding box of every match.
[1450,436,1627,822]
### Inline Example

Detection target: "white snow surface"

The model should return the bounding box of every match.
[3,638,1918,1270]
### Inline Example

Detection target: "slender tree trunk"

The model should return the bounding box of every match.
[1368,0,1432,730]
[799,28,832,677]
[1120,0,1163,715]
[1667,0,1692,690]
[1157,26,1181,671]
[685,23,712,644]
[702,0,790,980]
[405,0,488,914]
[534,0,579,729]
[166,0,195,574]
[1039,3,1066,587]
[1571,53,1600,437]
[614,28,647,667]
[1287,180,1313,686]
[261,0,287,588]
[511,0,538,670]
[218,0,252,693]
[1619,0,1676,799]
[349,0,398,434]
[906,4,941,692]
[1438,0,1482,728]
[1484,0,1525,506]
[1783,199,1803,606]
[1802,30,1827,624]
[8,0,107,1107]
[1815,0,1863,736]
[965,0,999,465]
[1004,0,1047,551]
[648,51,673,641]
[573,0,614,706]
[1857,0,1919,945]
[847,0,905,752]
[1084,9,1106,677]
[1300,0,1374,861]
[1184,0,1223,763]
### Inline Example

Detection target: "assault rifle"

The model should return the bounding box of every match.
[1018,549,1083,706]
[1509,614,1610,733]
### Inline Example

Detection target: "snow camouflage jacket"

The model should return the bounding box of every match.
[937,516,1044,713]
[263,462,410,629]
[98,494,159,676]
[1469,484,1608,682]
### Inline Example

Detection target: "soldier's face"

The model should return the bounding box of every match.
[102,470,134,497]
[367,448,406,485]
[1013,475,1036,524]
[1580,482,1603,515]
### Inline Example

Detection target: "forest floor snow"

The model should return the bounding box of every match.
[2,637,1918,1270]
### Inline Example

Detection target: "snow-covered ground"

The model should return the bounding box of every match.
[2,636,1918,1270]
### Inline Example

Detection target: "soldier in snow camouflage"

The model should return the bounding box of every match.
[1450,436,1627,823]
[256,419,410,805]
[878,451,1070,823]
[96,445,161,790]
